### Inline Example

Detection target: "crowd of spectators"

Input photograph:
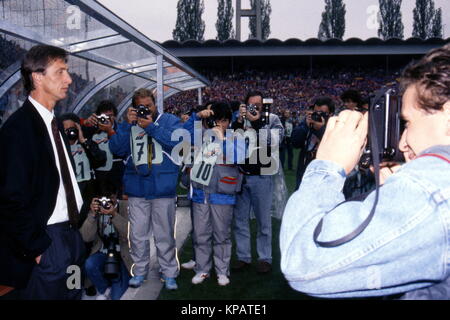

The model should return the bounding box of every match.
[164,66,400,119]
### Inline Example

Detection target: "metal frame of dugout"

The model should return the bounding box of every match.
[0,0,209,121]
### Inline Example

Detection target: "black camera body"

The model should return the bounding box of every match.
[65,127,79,141]
[96,197,113,211]
[311,111,328,123]
[360,88,404,168]
[95,196,120,278]
[96,113,110,125]
[205,116,216,129]
[246,104,258,117]
[136,105,151,119]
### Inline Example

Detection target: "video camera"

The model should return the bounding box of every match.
[360,88,405,168]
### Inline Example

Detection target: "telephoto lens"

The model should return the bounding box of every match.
[103,235,120,279]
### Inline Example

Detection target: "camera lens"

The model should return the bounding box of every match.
[66,127,78,140]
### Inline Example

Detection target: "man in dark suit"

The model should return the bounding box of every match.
[0,45,86,300]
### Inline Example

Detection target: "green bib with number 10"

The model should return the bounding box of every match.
[190,141,221,186]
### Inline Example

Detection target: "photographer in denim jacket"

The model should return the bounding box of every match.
[280,44,450,298]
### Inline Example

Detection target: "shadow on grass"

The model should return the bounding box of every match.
[159,217,318,300]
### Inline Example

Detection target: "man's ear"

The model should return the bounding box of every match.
[31,72,43,88]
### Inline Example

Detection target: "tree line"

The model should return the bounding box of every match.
[172,0,444,42]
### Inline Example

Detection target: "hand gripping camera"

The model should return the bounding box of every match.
[313,87,405,248]
[245,104,258,117]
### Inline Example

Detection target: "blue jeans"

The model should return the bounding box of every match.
[85,252,130,300]
[233,175,273,264]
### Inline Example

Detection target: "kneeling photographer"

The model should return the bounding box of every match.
[80,185,131,300]
[280,43,450,299]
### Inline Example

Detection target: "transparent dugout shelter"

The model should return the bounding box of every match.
[0,0,210,127]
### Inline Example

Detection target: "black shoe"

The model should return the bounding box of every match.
[231,260,250,271]
[256,261,272,274]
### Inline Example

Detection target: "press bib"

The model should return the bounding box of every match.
[190,141,221,186]
[71,143,91,182]
[130,125,163,167]
[93,132,113,171]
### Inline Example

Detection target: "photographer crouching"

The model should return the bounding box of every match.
[80,185,131,300]
[280,43,450,298]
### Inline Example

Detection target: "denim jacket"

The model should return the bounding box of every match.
[280,145,450,298]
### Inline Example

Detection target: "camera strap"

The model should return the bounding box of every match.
[93,132,113,171]
[313,91,385,248]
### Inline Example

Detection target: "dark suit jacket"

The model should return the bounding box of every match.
[0,99,76,288]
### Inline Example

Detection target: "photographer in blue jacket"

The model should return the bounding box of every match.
[109,88,182,291]
[280,44,450,299]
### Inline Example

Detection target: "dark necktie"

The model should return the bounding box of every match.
[51,118,79,227]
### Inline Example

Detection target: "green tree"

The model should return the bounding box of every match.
[248,0,271,40]
[378,0,404,40]
[172,0,205,41]
[412,0,442,39]
[216,0,234,41]
[318,0,346,40]
[431,7,443,38]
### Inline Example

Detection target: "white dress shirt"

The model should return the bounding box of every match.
[29,96,83,225]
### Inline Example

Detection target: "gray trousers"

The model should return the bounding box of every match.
[128,197,179,278]
[192,202,233,276]
[233,175,273,264]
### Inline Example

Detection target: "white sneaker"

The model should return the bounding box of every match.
[96,287,111,300]
[217,274,230,286]
[181,260,196,270]
[191,272,209,284]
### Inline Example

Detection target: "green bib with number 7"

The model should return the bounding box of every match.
[71,143,91,182]
[131,125,162,176]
